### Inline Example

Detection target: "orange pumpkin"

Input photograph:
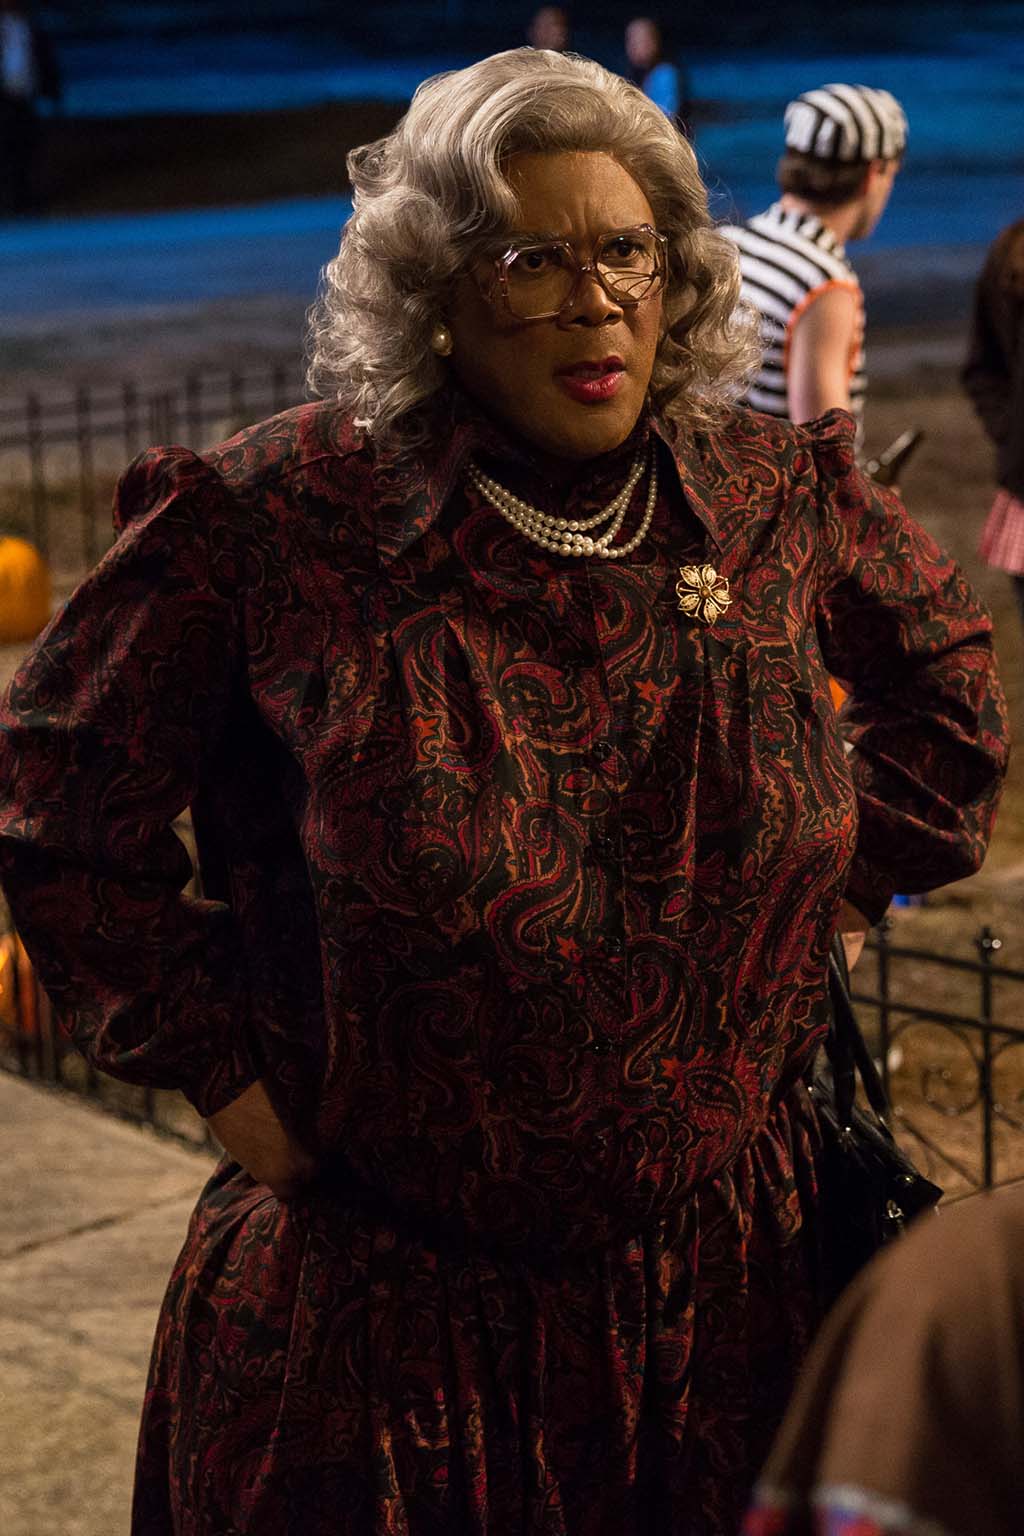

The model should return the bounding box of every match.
[0,930,37,1036]
[0,535,51,643]
[0,935,14,1033]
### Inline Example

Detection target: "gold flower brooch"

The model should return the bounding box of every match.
[675,563,732,624]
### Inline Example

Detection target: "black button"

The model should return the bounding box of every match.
[592,740,613,763]
[589,1036,614,1055]
[604,937,625,959]
[592,832,617,857]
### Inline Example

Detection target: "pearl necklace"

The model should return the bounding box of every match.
[466,446,658,560]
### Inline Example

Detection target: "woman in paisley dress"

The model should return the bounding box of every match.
[0,47,1008,1536]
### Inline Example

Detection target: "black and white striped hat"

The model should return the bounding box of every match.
[784,84,908,163]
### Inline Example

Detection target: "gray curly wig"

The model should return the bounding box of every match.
[306,47,757,445]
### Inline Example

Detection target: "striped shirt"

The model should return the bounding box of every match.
[722,202,866,425]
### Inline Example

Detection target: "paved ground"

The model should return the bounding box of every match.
[0,1072,213,1536]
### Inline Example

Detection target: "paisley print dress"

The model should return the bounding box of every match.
[0,400,1007,1536]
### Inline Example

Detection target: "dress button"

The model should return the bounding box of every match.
[589,1036,614,1055]
[592,740,613,763]
[592,832,617,857]
[604,937,625,959]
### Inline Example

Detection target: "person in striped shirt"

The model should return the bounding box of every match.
[723,84,906,427]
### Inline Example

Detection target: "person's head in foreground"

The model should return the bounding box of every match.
[308,47,752,472]
[778,83,907,239]
[744,1185,1024,1536]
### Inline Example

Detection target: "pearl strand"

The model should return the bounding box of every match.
[466,448,658,560]
[469,448,646,536]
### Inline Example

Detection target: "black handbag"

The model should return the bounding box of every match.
[809,936,943,1306]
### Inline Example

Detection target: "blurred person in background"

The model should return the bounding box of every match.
[526,4,570,50]
[723,84,906,429]
[744,1185,1024,1536]
[963,218,1024,639]
[0,47,1007,1536]
[624,16,690,131]
[0,0,60,214]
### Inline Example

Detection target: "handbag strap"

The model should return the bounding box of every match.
[826,935,891,1126]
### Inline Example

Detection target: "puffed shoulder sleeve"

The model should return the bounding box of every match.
[810,412,1010,922]
[0,446,260,1116]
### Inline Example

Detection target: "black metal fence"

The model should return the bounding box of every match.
[0,367,304,578]
[853,921,1024,1199]
[3,918,1024,1190]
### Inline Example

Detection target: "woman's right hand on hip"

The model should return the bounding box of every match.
[206,1079,318,1200]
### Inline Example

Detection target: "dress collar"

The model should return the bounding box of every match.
[369,392,726,566]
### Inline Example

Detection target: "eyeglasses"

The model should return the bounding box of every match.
[489,224,669,321]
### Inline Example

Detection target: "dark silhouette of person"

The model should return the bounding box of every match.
[963,218,1024,636]
[526,6,570,51]
[624,17,691,133]
[0,0,61,215]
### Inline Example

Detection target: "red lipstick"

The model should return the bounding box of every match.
[555,356,626,404]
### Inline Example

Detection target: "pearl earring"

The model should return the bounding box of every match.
[430,322,453,357]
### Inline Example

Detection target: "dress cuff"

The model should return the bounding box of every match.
[843,859,895,927]
[183,1031,262,1119]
